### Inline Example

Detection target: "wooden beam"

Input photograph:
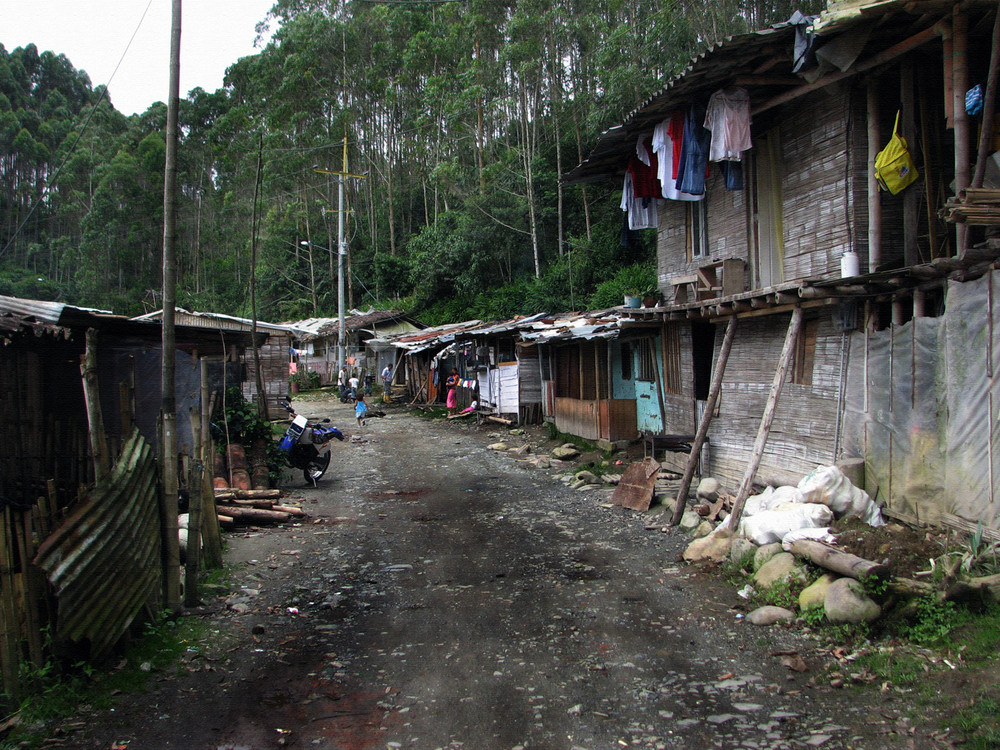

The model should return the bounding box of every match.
[671,316,738,526]
[754,24,941,117]
[728,306,804,530]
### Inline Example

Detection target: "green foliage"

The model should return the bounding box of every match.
[900,595,964,645]
[290,370,321,391]
[588,262,659,309]
[801,605,826,627]
[1,612,205,747]
[752,577,801,611]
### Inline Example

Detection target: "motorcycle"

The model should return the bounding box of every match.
[277,397,344,486]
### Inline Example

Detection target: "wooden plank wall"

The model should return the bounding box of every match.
[707,310,841,491]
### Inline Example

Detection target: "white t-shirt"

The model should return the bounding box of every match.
[704,87,752,162]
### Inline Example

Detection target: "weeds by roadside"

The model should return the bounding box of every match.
[0,612,209,749]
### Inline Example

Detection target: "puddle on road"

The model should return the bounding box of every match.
[364,488,431,501]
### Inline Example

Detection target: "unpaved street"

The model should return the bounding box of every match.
[78,398,922,749]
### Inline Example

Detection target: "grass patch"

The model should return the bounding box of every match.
[1,612,209,749]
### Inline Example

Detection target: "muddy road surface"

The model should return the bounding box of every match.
[78,398,923,749]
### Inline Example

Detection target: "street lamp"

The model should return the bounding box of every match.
[301,239,346,372]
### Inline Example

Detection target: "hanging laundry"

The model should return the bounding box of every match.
[676,104,711,196]
[705,87,752,162]
[719,160,744,191]
[620,170,658,230]
[666,110,686,180]
[653,118,702,201]
[629,140,661,199]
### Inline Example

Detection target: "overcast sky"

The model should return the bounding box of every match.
[3,0,277,116]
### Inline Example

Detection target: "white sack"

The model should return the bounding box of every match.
[739,503,834,545]
[743,485,804,517]
[781,526,836,551]
[797,465,884,526]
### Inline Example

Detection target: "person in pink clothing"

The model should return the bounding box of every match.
[445,368,459,416]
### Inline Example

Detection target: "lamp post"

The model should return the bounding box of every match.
[301,239,346,371]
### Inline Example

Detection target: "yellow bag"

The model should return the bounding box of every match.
[875,111,918,194]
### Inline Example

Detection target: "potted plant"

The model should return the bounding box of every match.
[623,291,642,308]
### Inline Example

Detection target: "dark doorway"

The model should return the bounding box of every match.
[691,321,715,400]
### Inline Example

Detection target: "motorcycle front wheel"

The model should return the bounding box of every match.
[303,451,331,486]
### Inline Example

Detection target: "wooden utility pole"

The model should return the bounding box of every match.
[160,0,182,613]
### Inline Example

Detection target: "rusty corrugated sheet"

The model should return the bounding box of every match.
[34,429,161,659]
[611,458,661,512]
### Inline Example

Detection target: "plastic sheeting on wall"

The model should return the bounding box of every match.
[842,272,999,530]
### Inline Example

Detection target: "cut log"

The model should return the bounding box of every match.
[217,514,235,529]
[213,506,291,524]
[272,505,307,517]
[216,498,275,510]
[787,539,891,581]
[214,488,281,500]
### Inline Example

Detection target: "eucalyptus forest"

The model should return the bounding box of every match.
[0,0,819,324]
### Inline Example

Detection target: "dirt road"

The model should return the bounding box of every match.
[78,397,926,749]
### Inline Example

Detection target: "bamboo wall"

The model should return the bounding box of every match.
[705,310,842,491]
[779,85,854,279]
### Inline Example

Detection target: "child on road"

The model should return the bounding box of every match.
[355,392,368,426]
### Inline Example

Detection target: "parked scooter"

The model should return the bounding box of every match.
[278,397,344,486]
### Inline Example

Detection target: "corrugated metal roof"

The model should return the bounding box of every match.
[0,294,114,326]
[133,308,299,336]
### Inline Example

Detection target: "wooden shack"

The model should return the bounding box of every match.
[566,0,1000,531]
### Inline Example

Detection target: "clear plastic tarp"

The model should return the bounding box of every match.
[842,271,999,530]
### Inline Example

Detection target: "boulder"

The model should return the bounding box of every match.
[552,444,580,460]
[696,477,721,502]
[531,457,551,470]
[799,574,838,611]
[683,530,733,562]
[693,520,715,538]
[747,606,795,626]
[753,552,807,589]
[824,577,881,624]
[678,509,702,531]
[730,537,757,568]
[753,542,783,571]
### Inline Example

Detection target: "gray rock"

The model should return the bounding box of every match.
[678,509,702,530]
[824,577,881,624]
[747,605,795,625]
[753,552,807,589]
[552,445,580,460]
[730,537,757,568]
[753,542,783,571]
[696,477,721,502]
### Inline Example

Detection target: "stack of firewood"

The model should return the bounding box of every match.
[940,187,1000,224]
[213,488,307,527]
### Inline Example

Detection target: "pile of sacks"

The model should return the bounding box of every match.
[685,465,882,562]
[738,465,883,548]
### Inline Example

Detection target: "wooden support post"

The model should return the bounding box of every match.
[867,82,882,272]
[728,307,803,531]
[954,6,970,257]
[184,407,203,608]
[80,328,110,483]
[972,2,1000,189]
[671,316,737,526]
[199,361,223,568]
